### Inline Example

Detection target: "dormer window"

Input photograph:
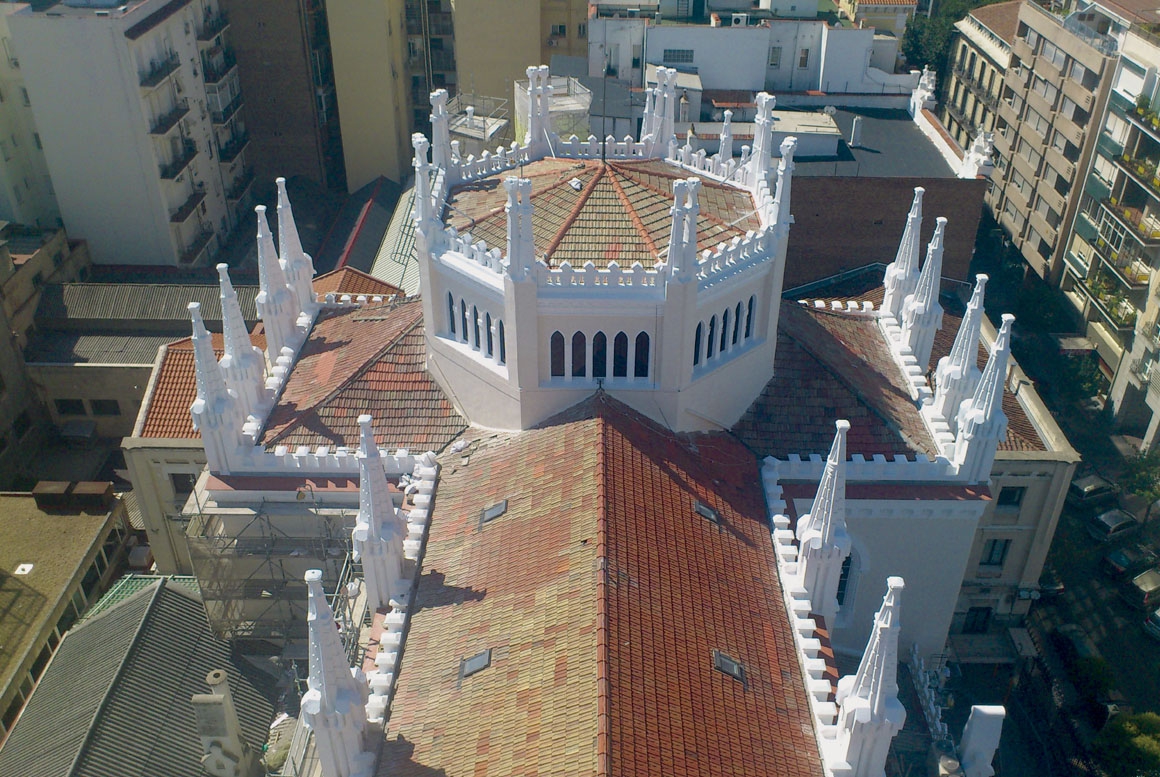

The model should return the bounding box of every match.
[712,650,746,687]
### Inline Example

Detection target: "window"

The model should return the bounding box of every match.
[447,292,456,337]
[707,316,717,358]
[1016,138,1042,172]
[460,300,468,342]
[54,398,86,416]
[1030,75,1058,106]
[634,332,649,378]
[90,399,120,416]
[480,499,508,523]
[498,321,506,364]
[592,332,607,378]
[485,312,493,357]
[460,648,492,679]
[170,472,197,500]
[746,296,755,338]
[1035,196,1060,229]
[1026,108,1049,139]
[571,332,586,377]
[471,305,480,348]
[836,555,854,605]
[694,499,720,525]
[996,486,1025,508]
[768,46,782,68]
[577,23,586,38]
[693,323,703,366]
[798,48,809,69]
[1040,40,1066,69]
[980,538,1011,567]
[712,649,746,686]
[1092,155,1115,187]
[550,331,565,377]
[550,23,566,37]
[613,332,628,377]
[733,302,742,345]
[663,49,694,65]
[720,308,730,352]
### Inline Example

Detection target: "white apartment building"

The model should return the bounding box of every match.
[0,5,58,227]
[9,0,253,267]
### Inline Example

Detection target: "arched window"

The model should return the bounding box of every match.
[707,316,717,359]
[613,332,628,377]
[593,332,607,379]
[550,331,565,377]
[485,312,493,357]
[460,300,469,343]
[572,332,587,377]
[498,321,506,364]
[733,302,742,345]
[447,292,456,337]
[721,308,730,352]
[745,296,755,339]
[634,332,649,378]
[693,323,703,366]
[472,305,481,348]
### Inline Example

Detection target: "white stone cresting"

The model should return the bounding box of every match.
[796,420,853,628]
[909,65,937,119]
[899,216,947,370]
[277,177,318,316]
[881,187,924,321]
[954,314,1014,483]
[932,274,988,430]
[352,415,408,613]
[302,569,375,777]
[958,131,995,180]
[827,577,906,777]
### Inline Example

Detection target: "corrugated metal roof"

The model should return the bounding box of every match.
[371,186,422,296]
[24,332,179,365]
[35,283,259,327]
[0,579,276,777]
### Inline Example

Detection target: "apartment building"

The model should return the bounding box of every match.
[1064,31,1160,443]
[988,0,1117,281]
[940,0,1019,151]
[9,0,252,267]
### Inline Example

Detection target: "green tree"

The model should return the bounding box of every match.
[1094,713,1160,777]
[1120,448,1160,521]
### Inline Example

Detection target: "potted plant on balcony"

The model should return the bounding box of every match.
[1138,94,1151,116]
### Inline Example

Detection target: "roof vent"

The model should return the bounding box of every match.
[460,648,492,680]
[14,563,33,575]
[480,499,508,524]
[568,177,583,191]
[713,649,746,687]
[694,499,720,525]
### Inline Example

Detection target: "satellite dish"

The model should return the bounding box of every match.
[823,106,837,116]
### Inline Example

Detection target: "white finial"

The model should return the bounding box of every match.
[302,569,375,777]
[255,204,295,366]
[772,136,797,228]
[796,420,853,626]
[188,302,238,474]
[429,89,451,169]
[352,416,407,612]
[276,178,316,313]
[882,187,925,320]
[504,176,535,280]
[667,178,700,279]
[719,109,734,161]
[216,263,265,419]
[900,216,947,368]
[933,274,988,428]
[955,314,1014,482]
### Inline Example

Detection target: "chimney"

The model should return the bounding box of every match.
[191,669,264,777]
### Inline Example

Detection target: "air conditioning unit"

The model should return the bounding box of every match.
[547,38,558,47]
[732,13,749,26]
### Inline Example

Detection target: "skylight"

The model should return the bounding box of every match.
[713,650,746,687]
[694,499,720,525]
[480,499,508,524]
[460,648,492,679]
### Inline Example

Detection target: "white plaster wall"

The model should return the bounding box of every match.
[765,21,824,92]
[645,25,773,91]
[588,18,647,85]
[122,437,206,574]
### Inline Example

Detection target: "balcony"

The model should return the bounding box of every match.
[179,228,215,265]
[139,52,179,89]
[203,49,237,85]
[149,100,189,135]
[211,94,243,125]
[1079,274,1139,332]
[1062,78,1094,113]
[1064,248,1091,278]
[198,12,230,41]
[1115,153,1160,203]
[226,167,255,202]
[1098,246,1152,288]
[1102,198,1160,244]
[218,132,249,164]
[159,139,198,180]
[170,187,206,223]
[1012,37,1036,65]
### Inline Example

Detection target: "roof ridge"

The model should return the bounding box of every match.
[449,162,592,239]
[64,578,167,777]
[545,165,607,262]
[263,312,425,447]
[606,169,660,258]
[594,403,611,777]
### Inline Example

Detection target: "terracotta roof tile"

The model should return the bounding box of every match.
[445,159,760,269]
[311,267,404,300]
[969,0,1022,44]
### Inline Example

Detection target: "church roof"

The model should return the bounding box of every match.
[311,266,404,300]
[444,158,761,269]
[382,394,823,777]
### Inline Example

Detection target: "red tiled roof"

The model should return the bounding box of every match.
[311,267,404,300]
[260,299,467,452]
[384,395,823,777]
[969,0,1021,45]
[735,303,938,459]
[445,159,760,269]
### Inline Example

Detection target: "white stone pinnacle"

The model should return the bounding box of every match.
[189,302,227,407]
[276,177,316,313]
[255,204,295,365]
[504,176,534,280]
[796,420,853,626]
[720,109,734,161]
[933,273,988,428]
[882,187,924,320]
[954,314,1014,482]
[772,136,797,229]
[216,264,264,419]
[900,216,947,368]
[352,415,407,612]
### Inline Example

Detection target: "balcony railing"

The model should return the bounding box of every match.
[179,228,215,265]
[140,52,179,89]
[149,100,189,135]
[218,132,249,164]
[226,167,255,201]
[198,12,229,41]
[1098,246,1152,288]
[211,94,243,125]
[170,187,206,223]
[203,49,237,85]
[159,139,198,180]
[1102,198,1160,244]
[1080,273,1139,331]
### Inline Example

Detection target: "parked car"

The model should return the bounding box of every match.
[1086,508,1141,542]
[1144,607,1160,642]
[1038,564,1065,599]
[1067,473,1119,511]
[1100,543,1159,578]
[1121,566,1160,611]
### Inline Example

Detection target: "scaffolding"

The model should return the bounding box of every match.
[446,91,513,160]
[186,499,362,650]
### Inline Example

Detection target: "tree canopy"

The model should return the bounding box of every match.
[901,0,1012,91]
[1094,713,1160,777]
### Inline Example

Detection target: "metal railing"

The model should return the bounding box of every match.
[159,139,198,180]
[218,132,249,164]
[211,94,243,125]
[149,100,189,135]
[140,52,179,89]
[198,12,229,41]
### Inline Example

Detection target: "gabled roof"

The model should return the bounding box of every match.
[384,394,822,777]
[260,299,466,452]
[0,578,276,777]
[969,0,1021,45]
[311,266,404,300]
[445,159,760,269]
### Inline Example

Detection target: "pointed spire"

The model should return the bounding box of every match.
[189,302,238,474]
[955,314,1014,482]
[352,415,407,612]
[933,274,988,428]
[719,109,734,161]
[189,302,227,407]
[900,216,947,368]
[830,577,906,777]
[772,136,797,229]
[277,177,316,314]
[796,420,853,626]
[648,67,678,156]
[255,204,294,365]
[301,569,374,777]
[882,187,925,320]
[217,263,264,418]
